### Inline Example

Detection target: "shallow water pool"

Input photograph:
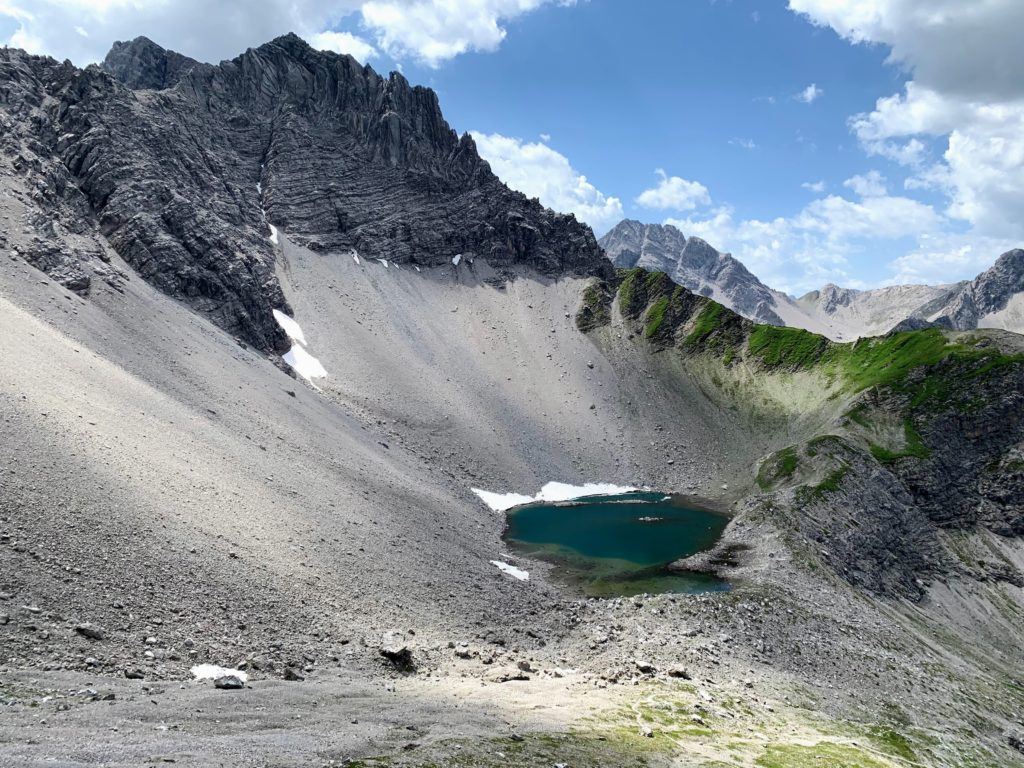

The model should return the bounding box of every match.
[503,491,730,597]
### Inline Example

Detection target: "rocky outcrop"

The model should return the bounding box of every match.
[599,220,785,326]
[0,35,608,353]
[930,249,1024,331]
[101,36,204,90]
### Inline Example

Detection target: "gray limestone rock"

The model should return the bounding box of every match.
[0,35,609,354]
[599,220,785,325]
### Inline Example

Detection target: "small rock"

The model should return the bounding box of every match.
[634,660,656,675]
[639,725,654,738]
[282,666,305,681]
[668,665,691,680]
[75,623,104,641]
[380,632,415,671]
[214,675,245,690]
[124,669,145,680]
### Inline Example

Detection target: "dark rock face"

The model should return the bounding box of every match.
[870,250,1024,335]
[598,220,785,326]
[101,36,204,90]
[793,353,1024,599]
[934,249,1024,330]
[0,34,608,352]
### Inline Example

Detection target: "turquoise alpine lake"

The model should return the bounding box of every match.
[502,491,730,597]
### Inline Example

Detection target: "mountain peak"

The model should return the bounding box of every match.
[11,34,607,352]
[598,220,785,325]
[102,36,201,90]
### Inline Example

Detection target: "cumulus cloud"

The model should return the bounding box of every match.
[666,189,944,294]
[802,180,826,193]
[790,0,1024,244]
[886,232,1022,285]
[789,0,1024,101]
[795,83,822,103]
[843,170,887,198]
[310,30,378,61]
[362,0,575,67]
[0,0,570,67]
[471,132,624,235]
[636,169,711,212]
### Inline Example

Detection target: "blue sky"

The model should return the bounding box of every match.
[4,0,1023,294]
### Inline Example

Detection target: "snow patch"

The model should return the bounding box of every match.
[272,309,307,346]
[491,560,529,581]
[452,253,462,266]
[273,310,328,381]
[191,664,249,683]
[472,489,534,512]
[472,481,638,512]
[268,224,279,245]
[352,252,361,265]
[256,182,262,194]
[377,258,389,268]
[284,344,328,380]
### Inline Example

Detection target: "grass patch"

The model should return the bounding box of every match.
[867,726,918,762]
[869,419,931,463]
[748,325,829,369]
[755,742,892,768]
[684,301,726,347]
[846,403,872,429]
[576,281,612,332]
[798,465,850,503]
[617,267,644,315]
[757,446,799,490]
[645,295,670,339]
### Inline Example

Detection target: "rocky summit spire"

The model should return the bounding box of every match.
[101,36,203,90]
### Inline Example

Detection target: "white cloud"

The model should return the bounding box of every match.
[885,232,1021,285]
[843,170,886,198]
[362,0,575,67]
[729,138,757,150]
[666,190,943,294]
[471,131,624,235]
[0,0,571,67]
[790,0,1024,242]
[802,180,826,193]
[796,83,823,103]
[310,30,378,61]
[539,133,551,142]
[789,0,1024,101]
[636,169,711,212]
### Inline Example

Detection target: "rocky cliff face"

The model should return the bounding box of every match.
[599,220,786,325]
[101,36,204,90]
[0,35,608,352]
[928,249,1024,331]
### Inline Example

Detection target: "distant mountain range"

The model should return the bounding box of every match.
[599,220,1024,339]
